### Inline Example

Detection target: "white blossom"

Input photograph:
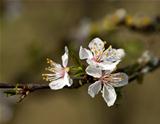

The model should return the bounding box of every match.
[87,66,128,107]
[79,37,125,72]
[42,46,73,90]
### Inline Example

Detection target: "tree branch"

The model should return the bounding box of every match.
[0,58,159,90]
[0,52,159,102]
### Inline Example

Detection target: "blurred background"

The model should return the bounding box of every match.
[0,0,160,124]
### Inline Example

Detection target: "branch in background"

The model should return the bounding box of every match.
[0,51,159,102]
[71,9,160,42]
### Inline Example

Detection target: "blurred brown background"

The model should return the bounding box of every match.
[0,0,160,124]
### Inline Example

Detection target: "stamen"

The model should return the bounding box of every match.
[100,74,112,84]
[47,58,52,64]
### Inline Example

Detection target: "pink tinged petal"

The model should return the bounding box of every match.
[88,81,102,98]
[88,37,104,54]
[110,73,128,87]
[62,46,69,67]
[86,59,109,70]
[79,46,93,60]
[102,84,117,107]
[86,65,102,78]
[49,72,71,90]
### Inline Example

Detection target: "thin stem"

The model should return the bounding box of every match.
[0,54,159,103]
[0,58,159,91]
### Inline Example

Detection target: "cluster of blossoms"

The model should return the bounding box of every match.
[42,38,128,107]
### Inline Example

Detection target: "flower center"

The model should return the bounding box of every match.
[64,67,70,72]
[60,67,70,77]
[100,74,112,84]
[92,54,103,63]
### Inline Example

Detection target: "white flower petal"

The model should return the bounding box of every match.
[102,84,117,107]
[88,37,104,54]
[86,59,118,72]
[109,73,128,87]
[88,81,102,98]
[103,46,125,63]
[49,72,71,90]
[86,65,102,78]
[117,49,125,59]
[62,46,68,67]
[86,59,100,68]
[63,72,72,87]
[69,78,73,87]
[79,46,93,60]
[49,78,67,90]
[102,45,113,58]
[100,60,120,71]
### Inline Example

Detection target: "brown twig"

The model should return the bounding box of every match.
[0,54,160,103]
[0,58,159,91]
